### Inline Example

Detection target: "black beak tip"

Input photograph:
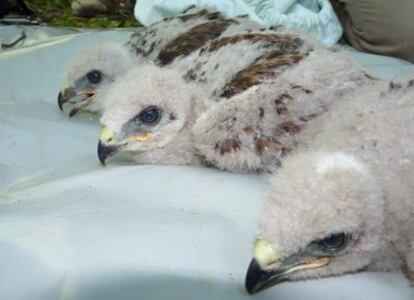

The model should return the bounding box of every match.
[245,259,262,294]
[245,258,285,295]
[98,140,120,166]
[58,91,64,111]
[68,107,79,117]
[245,258,291,295]
[97,141,107,166]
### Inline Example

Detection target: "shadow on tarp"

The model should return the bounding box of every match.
[61,273,271,300]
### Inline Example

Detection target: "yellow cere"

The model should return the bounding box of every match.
[61,81,70,91]
[99,127,115,143]
[253,239,280,268]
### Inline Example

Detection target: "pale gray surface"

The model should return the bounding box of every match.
[345,45,414,79]
[0,27,413,300]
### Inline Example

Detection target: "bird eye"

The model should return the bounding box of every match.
[138,106,161,125]
[86,70,102,84]
[316,233,347,252]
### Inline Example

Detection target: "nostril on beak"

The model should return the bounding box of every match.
[58,91,64,111]
[99,127,115,144]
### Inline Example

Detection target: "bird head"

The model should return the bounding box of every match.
[97,65,197,165]
[245,151,385,294]
[58,43,134,117]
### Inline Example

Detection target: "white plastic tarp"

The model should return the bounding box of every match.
[0,26,414,300]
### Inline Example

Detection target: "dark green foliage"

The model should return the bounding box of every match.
[23,0,140,28]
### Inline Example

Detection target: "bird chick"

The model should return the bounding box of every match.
[191,45,371,173]
[97,46,370,172]
[245,79,414,293]
[58,7,258,116]
[58,43,134,117]
[97,64,208,166]
[60,6,357,119]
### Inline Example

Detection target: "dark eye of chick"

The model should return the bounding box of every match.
[316,233,347,252]
[86,70,102,84]
[138,106,161,125]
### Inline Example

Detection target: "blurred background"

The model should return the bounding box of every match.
[0,0,140,27]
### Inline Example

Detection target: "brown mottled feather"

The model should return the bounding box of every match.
[127,28,158,56]
[206,33,304,53]
[243,126,255,134]
[254,136,287,155]
[215,138,243,155]
[259,107,265,118]
[177,9,223,22]
[389,80,403,91]
[361,71,378,82]
[278,121,302,134]
[220,50,307,98]
[274,94,291,115]
[299,112,323,122]
[384,77,414,96]
[290,84,313,94]
[157,20,234,65]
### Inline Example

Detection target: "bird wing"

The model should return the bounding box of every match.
[126,8,227,61]
[157,19,236,65]
[180,31,313,101]
[192,82,320,173]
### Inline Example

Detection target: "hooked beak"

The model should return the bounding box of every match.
[98,127,122,165]
[57,86,96,117]
[58,87,76,111]
[98,140,121,165]
[57,91,65,111]
[97,127,153,165]
[245,239,331,294]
